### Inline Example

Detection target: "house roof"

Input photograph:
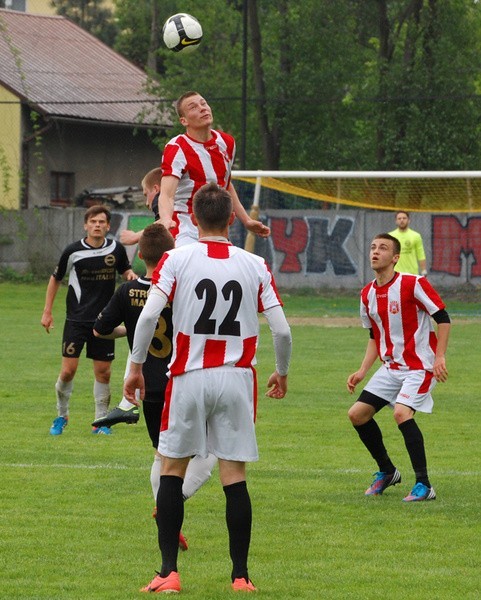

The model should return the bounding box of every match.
[0,9,171,127]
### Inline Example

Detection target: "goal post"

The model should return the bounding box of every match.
[243,176,262,253]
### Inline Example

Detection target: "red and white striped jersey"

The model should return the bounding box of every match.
[161,130,235,215]
[152,240,282,376]
[360,272,445,371]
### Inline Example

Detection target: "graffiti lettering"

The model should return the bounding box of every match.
[269,216,355,275]
[432,216,481,277]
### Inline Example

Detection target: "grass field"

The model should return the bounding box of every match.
[1,282,480,599]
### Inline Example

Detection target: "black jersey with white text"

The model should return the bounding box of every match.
[53,238,131,323]
[94,277,173,399]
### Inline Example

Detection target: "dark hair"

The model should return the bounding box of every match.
[395,210,410,218]
[175,90,200,117]
[138,224,174,267]
[84,205,111,223]
[373,233,401,256]
[193,182,233,230]
[142,167,162,190]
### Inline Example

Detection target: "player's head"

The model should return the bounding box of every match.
[84,205,111,224]
[141,167,162,193]
[395,210,410,230]
[175,91,213,129]
[141,167,162,209]
[138,223,174,267]
[370,233,401,270]
[175,91,199,117]
[192,182,234,232]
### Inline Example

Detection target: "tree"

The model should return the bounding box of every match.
[370,0,481,169]
[53,0,117,47]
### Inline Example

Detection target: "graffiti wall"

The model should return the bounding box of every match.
[1,208,480,289]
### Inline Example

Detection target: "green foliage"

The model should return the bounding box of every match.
[0,145,12,196]
[0,266,35,282]
[113,0,156,68]
[54,0,118,46]
[1,283,480,599]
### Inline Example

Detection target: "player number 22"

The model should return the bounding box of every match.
[194,278,242,336]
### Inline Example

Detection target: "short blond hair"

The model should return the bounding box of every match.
[141,167,162,190]
[175,91,200,117]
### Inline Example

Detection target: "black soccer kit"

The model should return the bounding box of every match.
[94,277,173,447]
[53,237,131,360]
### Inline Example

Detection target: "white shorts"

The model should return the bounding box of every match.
[173,212,197,247]
[159,366,259,462]
[364,364,436,413]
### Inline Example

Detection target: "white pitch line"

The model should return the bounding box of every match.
[2,463,480,477]
[2,462,145,471]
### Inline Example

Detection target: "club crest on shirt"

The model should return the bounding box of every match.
[389,300,400,314]
[104,254,116,267]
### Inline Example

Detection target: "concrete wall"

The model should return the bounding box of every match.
[1,207,481,290]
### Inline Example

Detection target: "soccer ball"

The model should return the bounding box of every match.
[162,13,203,53]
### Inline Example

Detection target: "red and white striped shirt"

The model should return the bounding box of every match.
[360,272,445,371]
[151,240,282,376]
[161,130,235,215]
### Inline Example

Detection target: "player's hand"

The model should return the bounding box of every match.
[120,229,141,245]
[433,357,448,383]
[123,366,145,406]
[160,217,177,231]
[265,371,287,399]
[41,313,54,333]
[347,371,364,394]
[123,269,138,281]
[246,219,270,238]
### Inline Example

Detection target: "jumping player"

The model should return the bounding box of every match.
[346,233,450,502]
[120,91,270,247]
[124,182,292,594]
[41,205,136,435]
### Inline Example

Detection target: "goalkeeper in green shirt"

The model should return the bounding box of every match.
[389,211,427,276]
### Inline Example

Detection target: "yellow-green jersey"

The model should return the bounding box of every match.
[389,228,426,275]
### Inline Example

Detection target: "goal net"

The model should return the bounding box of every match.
[232,170,481,213]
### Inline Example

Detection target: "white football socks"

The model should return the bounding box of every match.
[182,453,218,500]
[94,380,111,419]
[119,396,136,410]
[151,453,218,504]
[55,378,73,417]
[150,454,162,500]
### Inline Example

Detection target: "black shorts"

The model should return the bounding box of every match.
[62,320,115,361]
[143,400,163,449]
[357,389,390,413]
